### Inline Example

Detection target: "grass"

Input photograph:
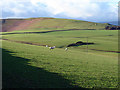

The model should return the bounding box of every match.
[3,17,112,32]
[2,30,118,51]
[2,29,118,88]
[2,48,79,88]
[27,18,106,30]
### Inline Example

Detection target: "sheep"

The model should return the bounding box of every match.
[65,48,68,51]
[49,46,56,50]
[46,45,48,47]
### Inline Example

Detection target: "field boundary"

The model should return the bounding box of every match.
[1,29,97,35]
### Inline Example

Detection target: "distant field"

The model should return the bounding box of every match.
[2,29,118,88]
[2,30,118,52]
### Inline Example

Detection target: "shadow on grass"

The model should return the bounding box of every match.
[1,29,96,35]
[2,49,83,88]
[67,41,95,47]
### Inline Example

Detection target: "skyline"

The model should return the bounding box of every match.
[0,0,119,25]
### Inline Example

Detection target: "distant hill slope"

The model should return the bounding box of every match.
[101,21,118,26]
[0,17,117,32]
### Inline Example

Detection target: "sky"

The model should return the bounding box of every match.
[0,0,119,24]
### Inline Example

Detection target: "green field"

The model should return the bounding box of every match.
[2,29,118,88]
[2,30,118,52]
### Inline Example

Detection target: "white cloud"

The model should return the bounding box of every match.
[29,0,118,20]
[1,0,40,17]
[29,0,100,18]
[0,0,119,22]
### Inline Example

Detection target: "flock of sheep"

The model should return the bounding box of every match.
[45,45,68,51]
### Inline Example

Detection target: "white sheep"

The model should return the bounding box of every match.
[65,48,68,51]
[46,45,48,47]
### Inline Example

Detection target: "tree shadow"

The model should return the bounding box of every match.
[2,49,84,89]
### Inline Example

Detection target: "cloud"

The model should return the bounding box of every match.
[30,0,99,18]
[1,0,119,22]
[1,0,52,18]
[29,0,118,21]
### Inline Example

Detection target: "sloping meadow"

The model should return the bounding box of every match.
[2,29,118,88]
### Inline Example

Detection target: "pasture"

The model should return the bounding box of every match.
[2,29,118,88]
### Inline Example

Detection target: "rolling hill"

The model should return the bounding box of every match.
[1,17,118,88]
[1,17,114,32]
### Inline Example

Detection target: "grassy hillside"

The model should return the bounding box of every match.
[1,17,118,88]
[2,39,118,88]
[1,17,112,32]
[2,29,118,88]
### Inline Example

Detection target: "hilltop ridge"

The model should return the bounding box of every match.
[1,17,117,32]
